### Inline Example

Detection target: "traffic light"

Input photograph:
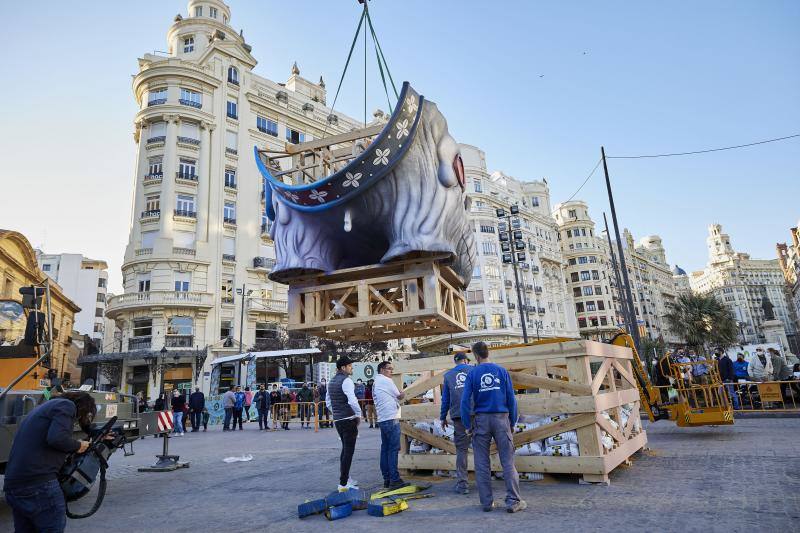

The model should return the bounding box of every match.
[495,208,506,218]
[501,242,511,253]
[511,218,521,230]
[513,230,523,241]
[498,221,508,232]
[502,253,513,264]
[516,252,527,262]
[514,240,525,251]
[510,205,519,215]
[499,231,510,242]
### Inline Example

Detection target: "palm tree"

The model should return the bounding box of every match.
[664,293,738,353]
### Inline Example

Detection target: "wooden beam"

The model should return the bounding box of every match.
[594,388,640,412]
[398,452,607,475]
[402,371,445,401]
[399,421,457,455]
[284,123,384,155]
[512,413,596,448]
[612,360,638,389]
[595,413,626,445]
[590,358,614,395]
[602,431,647,473]
[509,371,593,396]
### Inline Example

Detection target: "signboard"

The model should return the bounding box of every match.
[314,362,379,383]
[757,382,783,403]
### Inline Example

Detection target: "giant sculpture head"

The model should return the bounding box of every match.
[255,83,476,286]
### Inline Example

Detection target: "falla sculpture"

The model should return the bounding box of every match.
[254,82,476,287]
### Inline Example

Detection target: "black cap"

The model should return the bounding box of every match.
[336,356,354,369]
[454,352,469,363]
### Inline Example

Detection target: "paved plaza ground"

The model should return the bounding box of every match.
[1,417,798,532]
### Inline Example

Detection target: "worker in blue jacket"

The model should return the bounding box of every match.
[440,351,472,494]
[460,341,526,513]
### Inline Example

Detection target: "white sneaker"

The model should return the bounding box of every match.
[345,478,359,488]
[337,485,349,492]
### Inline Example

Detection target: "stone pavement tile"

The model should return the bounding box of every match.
[1,419,798,532]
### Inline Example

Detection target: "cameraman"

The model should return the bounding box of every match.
[3,391,95,532]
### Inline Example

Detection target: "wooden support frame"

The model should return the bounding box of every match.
[394,339,647,484]
[286,256,467,341]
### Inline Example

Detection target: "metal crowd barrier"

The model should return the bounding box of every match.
[651,380,800,413]
[269,402,319,431]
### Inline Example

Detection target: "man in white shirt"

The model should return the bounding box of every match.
[325,356,362,491]
[372,361,407,489]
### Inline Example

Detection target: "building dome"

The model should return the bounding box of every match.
[672,265,687,276]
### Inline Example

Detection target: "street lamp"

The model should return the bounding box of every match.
[236,284,254,385]
[497,205,529,343]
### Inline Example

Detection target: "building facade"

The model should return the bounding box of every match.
[418,144,578,350]
[36,252,108,346]
[100,0,364,399]
[690,224,794,344]
[0,230,81,386]
[776,219,800,352]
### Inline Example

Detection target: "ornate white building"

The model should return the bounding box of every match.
[777,219,800,352]
[96,0,364,398]
[691,224,794,344]
[418,144,578,350]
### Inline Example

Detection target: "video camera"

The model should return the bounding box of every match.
[58,416,127,519]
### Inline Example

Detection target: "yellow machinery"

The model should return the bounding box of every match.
[483,331,733,427]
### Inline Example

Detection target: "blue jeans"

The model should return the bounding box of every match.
[726,383,741,409]
[5,479,66,532]
[379,419,401,483]
[173,411,184,434]
[223,407,233,429]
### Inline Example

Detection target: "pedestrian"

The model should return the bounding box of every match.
[733,353,749,381]
[354,378,366,418]
[373,361,407,489]
[717,351,739,410]
[182,401,190,432]
[3,391,95,533]
[222,387,236,431]
[461,341,526,513]
[202,407,210,431]
[747,348,772,382]
[254,384,271,430]
[690,350,708,385]
[325,356,362,491]
[281,387,292,430]
[298,382,314,428]
[440,351,473,494]
[233,385,245,430]
[171,389,186,436]
[244,386,253,423]
[316,378,331,428]
[364,379,376,428]
[269,384,281,430]
[189,387,205,432]
[154,393,165,412]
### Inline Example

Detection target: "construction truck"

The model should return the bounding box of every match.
[0,282,166,475]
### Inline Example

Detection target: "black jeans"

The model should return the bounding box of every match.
[5,479,66,532]
[335,418,359,486]
[191,411,202,431]
[300,404,312,425]
[257,407,269,429]
[232,408,243,429]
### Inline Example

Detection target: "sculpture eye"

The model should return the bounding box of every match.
[453,153,465,190]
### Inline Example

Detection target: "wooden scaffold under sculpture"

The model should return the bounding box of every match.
[391,340,648,484]
[254,82,475,341]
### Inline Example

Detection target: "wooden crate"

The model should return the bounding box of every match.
[286,256,467,341]
[392,340,647,484]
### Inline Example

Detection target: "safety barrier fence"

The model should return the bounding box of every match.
[358,399,377,427]
[651,380,800,413]
[268,402,320,431]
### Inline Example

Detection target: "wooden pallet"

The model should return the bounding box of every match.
[286,255,467,341]
[392,340,647,484]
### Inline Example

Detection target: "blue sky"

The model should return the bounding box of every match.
[1,1,798,292]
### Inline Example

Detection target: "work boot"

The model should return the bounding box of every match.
[388,479,409,490]
[455,484,469,495]
[507,500,527,513]
[383,479,390,489]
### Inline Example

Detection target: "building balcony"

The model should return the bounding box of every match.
[179,99,202,109]
[257,126,278,137]
[225,147,238,155]
[172,247,196,256]
[247,297,287,314]
[128,336,152,350]
[173,209,197,220]
[223,217,237,227]
[147,99,167,107]
[176,172,198,182]
[228,76,239,86]
[106,291,214,318]
[165,334,194,348]
[261,222,272,237]
[507,302,516,310]
[253,256,276,270]
[146,136,166,145]
[532,266,540,274]
[177,136,200,146]
[226,112,238,120]
[140,209,161,221]
[135,248,152,257]
[224,179,237,190]
[504,280,513,288]
[534,286,543,293]
[538,307,547,315]
[144,172,163,184]
[222,254,236,263]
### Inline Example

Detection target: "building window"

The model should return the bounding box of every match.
[228,66,239,84]
[95,308,103,318]
[166,316,193,345]
[133,318,152,337]
[256,321,279,343]
[589,256,597,263]
[98,278,107,288]
[473,179,483,193]
[141,230,158,249]
[598,301,605,311]
[175,194,195,216]
[580,271,591,281]
[485,265,500,279]
[573,287,582,297]
[148,87,167,105]
[183,36,195,53]
[586,301,596,312]
[600,316,608,326]
[96,293,105,303]
[566,230,572,238]
[468,314,486,331]
[482,242,497,256]
[225,130,238,154]
[578,317,587,328]
[568,209,577,218]
[178,159,196,179]
[221,278,234,304]
[223,201,236,223]
[530,196,540,207]
[137,273,151,292]
[224,168,236,188]
[145,194,160,212]
[490,314,506,329]
[257,116,278,136]
[223,236,236,260]
[488,288,503,303]
[285,127,305,144]
[592,270,600,280]
[174,271,191,292]
[148,157,163,176]
[568,258,576,266]
[583,286,594,296]
[578,256,588,264]
[179,88,201,107]
[480,224,495,234]
[194,6,202,16]
[223,15,228,24]
[575,302,584,313]
[42,264,51,272]
[472,265,481,279]
[570,272,579,283]
[220,319,232,339]
[226,99,238,119]
[466,289,484,305]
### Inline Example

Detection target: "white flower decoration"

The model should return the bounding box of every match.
[284,191,299,202]
[395,119,409,140]
[343,172,362,188]
[373,148,390,166]
[308,189,328,203]
[405,95,418,115]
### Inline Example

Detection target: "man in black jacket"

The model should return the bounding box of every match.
[189,387,205,432]
[3,391,95,532]
[717,350,740,410]
[253,384,271,430]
